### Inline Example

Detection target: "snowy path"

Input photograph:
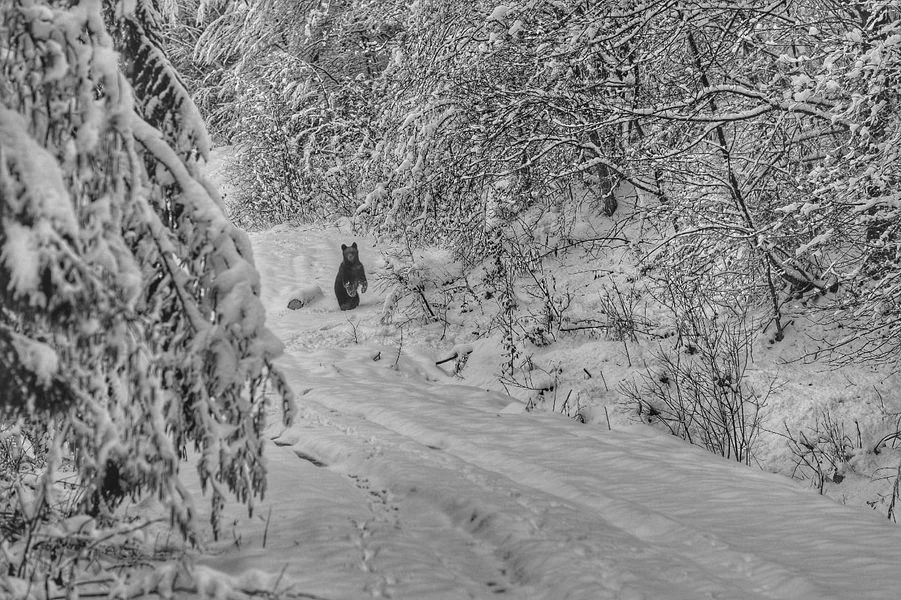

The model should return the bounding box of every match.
[194,223,901,600]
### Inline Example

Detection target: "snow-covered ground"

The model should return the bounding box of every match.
[176,213,901,599]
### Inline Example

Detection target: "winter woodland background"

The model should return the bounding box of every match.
[3,0,901,597]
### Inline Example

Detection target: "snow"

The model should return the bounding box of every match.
[1,221,41,297]
[488,6,510,23]
[0,108,78,236]
[179,171,901,597]
[10,333,59,387]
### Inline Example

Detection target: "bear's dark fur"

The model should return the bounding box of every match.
[334,242,367,311]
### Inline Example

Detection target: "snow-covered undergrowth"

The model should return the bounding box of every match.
[169,206,901,599]
[354,183,901,522]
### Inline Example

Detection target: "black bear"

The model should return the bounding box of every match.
[334,242,368,311]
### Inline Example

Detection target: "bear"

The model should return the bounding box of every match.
[334,242,368,311]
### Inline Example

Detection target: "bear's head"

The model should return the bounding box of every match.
[341,242,359,264]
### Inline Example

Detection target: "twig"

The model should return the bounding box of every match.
[888,462,901,523]
[262,506,273,548]
[435,352,459,366]
[392,328,404,369]
[346,318,359,344]
[873,431,901,455]
[560,389,572,415]
[272,563,289,595]
[598,370,609,392]
[436,347,472,367]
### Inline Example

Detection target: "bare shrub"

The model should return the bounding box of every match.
[507,361,587,422]
[865,464,901,523]
[561,278,652,341]
[783,410,861,494]
[622,315,771,465]
[597,281,642,343]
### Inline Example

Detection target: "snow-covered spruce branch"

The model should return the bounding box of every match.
[118,10,212,161]
[2,7,296,583]
[129,110,295,535]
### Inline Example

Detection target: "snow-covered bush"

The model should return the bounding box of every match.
[791,5,901,364]
[1,0,293,593]
[622,295,770,465]
[363,0,621,255]
[377,242,471,329]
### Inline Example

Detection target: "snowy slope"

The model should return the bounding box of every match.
[183,219,901,600]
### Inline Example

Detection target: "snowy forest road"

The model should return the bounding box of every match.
[188,223,901,600]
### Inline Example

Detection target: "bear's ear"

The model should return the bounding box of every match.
[341,244,347,251]
[352,242,358,249]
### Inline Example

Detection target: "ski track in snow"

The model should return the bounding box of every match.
[193,223,901,600]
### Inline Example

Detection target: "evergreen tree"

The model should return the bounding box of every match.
[1,0,294,591]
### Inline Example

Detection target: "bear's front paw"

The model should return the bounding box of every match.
[361,281,368,294]
[344,281,358,297]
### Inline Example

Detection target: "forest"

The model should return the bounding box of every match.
[2,0,901,597]
[180,0,901,363]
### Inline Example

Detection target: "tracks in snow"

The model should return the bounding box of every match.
[272,388,518,599]
[270,350,831,600]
